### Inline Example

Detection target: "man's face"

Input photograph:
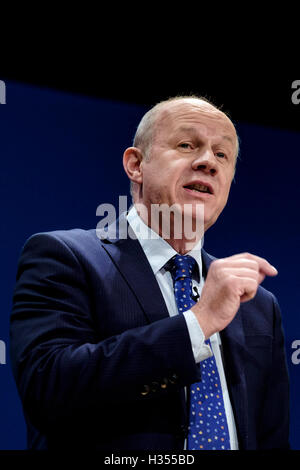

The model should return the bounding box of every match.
[139,99,237,233]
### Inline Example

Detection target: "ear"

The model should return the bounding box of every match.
[123,147,144,184]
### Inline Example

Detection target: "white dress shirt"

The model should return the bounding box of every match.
[126,206,239,450]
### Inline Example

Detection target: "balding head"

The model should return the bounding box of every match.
[133,96,239,162]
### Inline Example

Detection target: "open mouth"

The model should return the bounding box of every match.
[183,183,213,194]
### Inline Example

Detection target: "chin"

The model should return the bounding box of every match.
[179,207,205,241]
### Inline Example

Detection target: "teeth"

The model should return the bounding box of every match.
[188,184,210,193]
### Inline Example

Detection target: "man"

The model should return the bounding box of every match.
[10,96,290,450]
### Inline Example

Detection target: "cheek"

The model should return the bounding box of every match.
[142,167,175,204]
[218,178,233,205]
[143,153,186,199]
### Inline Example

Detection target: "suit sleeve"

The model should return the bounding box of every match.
[10,232,200,432]
[258,294,290,449]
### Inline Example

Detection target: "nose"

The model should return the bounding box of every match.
[192,147,217,175]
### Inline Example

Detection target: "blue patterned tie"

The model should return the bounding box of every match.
[168,254,231,450]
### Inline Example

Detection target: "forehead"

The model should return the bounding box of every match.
[155,99,237,142]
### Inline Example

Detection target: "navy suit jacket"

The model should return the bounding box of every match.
[10,221,290,450]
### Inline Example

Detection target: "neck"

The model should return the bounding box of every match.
[134,202,204,254]
[165,237,201,255]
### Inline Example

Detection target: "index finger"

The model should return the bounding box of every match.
[232,252,278,277]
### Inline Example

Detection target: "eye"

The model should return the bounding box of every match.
[216,152,226,159]
[179,142,193,150]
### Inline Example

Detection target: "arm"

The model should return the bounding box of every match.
[10,232,200,432]
[257,294,290,449]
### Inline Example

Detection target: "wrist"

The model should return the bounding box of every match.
[190,304,217,339]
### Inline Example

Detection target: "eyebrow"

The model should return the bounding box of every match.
[176,126,235,146]
[221,135,235,146]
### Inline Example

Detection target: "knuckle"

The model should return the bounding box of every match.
[242,252,252,259]
[250,277,258,287]
[210,259,222,273]
[223,273,235,288]
[249,279,259,294]
[211,259,221,267]
[247,259,259,270]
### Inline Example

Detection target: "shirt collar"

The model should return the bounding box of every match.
[126,205,203,279]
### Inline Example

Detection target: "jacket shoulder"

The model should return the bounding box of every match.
[18,228,108,271]
[23,228,102,251]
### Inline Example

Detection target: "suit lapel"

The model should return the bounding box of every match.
[98,216,170,324]
[98,218,250,448]
[201,249,249,449]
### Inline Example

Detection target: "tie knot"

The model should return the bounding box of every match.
[168,254,197,281]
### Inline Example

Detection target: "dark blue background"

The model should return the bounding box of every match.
[1,81,299,449]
